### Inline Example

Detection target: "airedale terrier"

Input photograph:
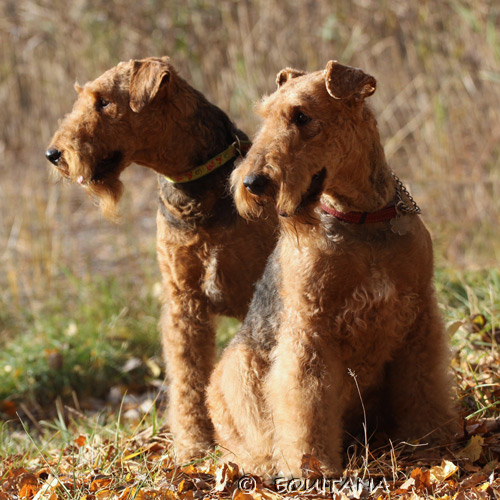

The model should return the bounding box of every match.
[45,56,277,460]
[207,61,455,476]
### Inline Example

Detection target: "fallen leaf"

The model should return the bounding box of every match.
[243,488,280,500]
[157,485,178,500]
[397,476,415,493]
[89,477,113,492]
[457,435,484,462]
[116,487,130,500]
[411,468,432,492]
[300,454,324,479]
[447,320,465,336]
[124,488,148,500]
[74,435,86,447]
[18,483,40,499]
[180,464,196,475]
[462,462,482,473]
[255,488,283,500]
[95,489,112,500]
[478,482,492,493]
[460,472,488,489]
[178,479,193,493]
[466,418,500,435]
[214,462,239,492]
[192,477,210,490]
[18,473,38,489]
[465,314,487,333]
[430,460,459,483]
[483,460,499,474]
[32,477,61,500]
[233,492,255,500]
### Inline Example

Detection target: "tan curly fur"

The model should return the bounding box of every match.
[46,56,277,461]
[208,60,456,476]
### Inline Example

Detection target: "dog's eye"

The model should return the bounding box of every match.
[294,111,311,126]
[97,98,111,110]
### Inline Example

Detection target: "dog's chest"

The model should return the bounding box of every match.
[281,245,418,364]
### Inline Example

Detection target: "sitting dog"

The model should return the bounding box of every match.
[207,61,455,476]
[45,56,277,460]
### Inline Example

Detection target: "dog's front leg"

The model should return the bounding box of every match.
[265,327,346,477]
[157,230,217,461]
[159,289,216,461]
[207,342,275,473]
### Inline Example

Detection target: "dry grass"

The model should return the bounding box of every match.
[1,1,499,298]
[0,0,498,405]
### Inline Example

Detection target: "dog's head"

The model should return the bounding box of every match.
[45,56,174,219]
[232,60,390,227]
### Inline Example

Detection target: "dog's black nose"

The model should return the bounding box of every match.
[243,173,269,195]
[45,147,62,165]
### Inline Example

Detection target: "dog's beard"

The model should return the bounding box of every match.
[52,147,126,221]
[87,177,124,221]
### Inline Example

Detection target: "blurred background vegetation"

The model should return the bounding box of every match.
[0,0,499,416]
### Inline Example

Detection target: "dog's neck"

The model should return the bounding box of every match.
[133,78,244,179]
[145,80,253,226]
[280,139,400,243]
[324,120,396,214]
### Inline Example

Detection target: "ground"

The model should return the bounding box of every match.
[0,269,499,499]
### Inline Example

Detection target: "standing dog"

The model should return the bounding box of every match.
[46,57,276,460]
[207,61,455,475]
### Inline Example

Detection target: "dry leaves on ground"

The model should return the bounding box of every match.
[1,415,499,500]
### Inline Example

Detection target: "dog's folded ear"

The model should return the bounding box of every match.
[276,67,306,88]
[324,60,376,104]
[129,57,171,112]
